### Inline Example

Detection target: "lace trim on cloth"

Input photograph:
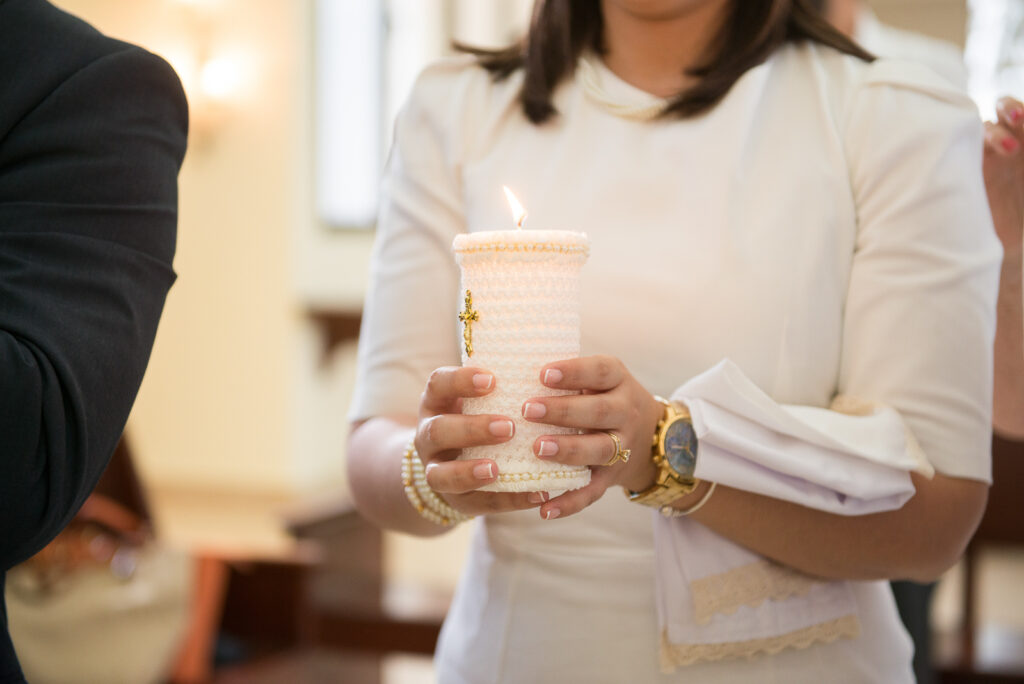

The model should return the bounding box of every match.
[659,614,861,672]
[690,560,823,625]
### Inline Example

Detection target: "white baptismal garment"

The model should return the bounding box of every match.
[349,42,1000,683]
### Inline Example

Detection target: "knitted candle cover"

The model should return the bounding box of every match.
[453,230,591,493]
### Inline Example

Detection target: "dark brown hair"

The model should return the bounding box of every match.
[461,0,872,124]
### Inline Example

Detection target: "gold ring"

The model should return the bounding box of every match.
[603,431,631,466]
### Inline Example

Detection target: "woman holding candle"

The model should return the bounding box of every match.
[347,0,1000,680]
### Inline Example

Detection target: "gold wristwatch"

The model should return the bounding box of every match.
[626,396,700,510]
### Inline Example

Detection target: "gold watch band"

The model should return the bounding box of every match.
[627,473,700,507]
[626,396,699,508]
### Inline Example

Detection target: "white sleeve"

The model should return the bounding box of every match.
[838,61,1000,483]
[669,61,1001,514]
[347,63,470,421]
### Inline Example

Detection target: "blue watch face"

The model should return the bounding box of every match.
[664,418,697,479]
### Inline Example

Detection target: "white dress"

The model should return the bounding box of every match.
[350,43,1000,683]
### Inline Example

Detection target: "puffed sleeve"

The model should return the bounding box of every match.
[348,60,474,421]
[838,60,1001,482]
[0,46,187,569]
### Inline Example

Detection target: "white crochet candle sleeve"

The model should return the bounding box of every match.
[453,230,591,493]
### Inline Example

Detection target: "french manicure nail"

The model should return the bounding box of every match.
[473,373,494,390]
[544,508,561,520]
[489,419,515,437]
[523,402,546,419]
[538,440,558,458]
[543,368,563,385]
[473,463,494,480]
[527,492,544,504]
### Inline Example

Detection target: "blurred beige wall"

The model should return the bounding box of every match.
[870,0,967,46]
[53,0,319,495]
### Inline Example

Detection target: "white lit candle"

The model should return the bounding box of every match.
[452,188,591,493]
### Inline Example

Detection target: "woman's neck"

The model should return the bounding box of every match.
[825,0,862,38]
[599,0,731,98]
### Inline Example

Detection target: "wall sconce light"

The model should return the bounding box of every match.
[162,0,246,147]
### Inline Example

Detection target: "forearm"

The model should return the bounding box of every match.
[677,472,988,582]
[346,416,454,537]
[993,254,1024,438]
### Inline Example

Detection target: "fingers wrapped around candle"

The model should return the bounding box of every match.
[522,393,631,429]
[431,487,548,514]
[417,413,516,454]
[414,413,515,491]
[524,354,667,520]
[533,432,623,467]
[414,413,543,513]
[415,364,544,513]
[420,365,498,417]
[539,354,625,391]
[421,455,548,513]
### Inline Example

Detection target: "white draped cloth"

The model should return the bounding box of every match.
[653,359,934,671]
[349,40,1000,682]
[679,359,932,516]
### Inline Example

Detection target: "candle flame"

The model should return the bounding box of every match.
[502,186,527,229]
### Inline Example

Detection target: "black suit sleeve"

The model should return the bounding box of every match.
[0,45,188,570]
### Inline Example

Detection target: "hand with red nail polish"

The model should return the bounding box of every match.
[983,96,1024,266]
[983,95,1024,438]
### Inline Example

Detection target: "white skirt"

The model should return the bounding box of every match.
[435,492,914,684]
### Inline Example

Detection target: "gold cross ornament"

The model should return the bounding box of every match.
[458,290,479,357]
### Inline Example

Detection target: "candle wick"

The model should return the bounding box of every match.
[517,213,527,229]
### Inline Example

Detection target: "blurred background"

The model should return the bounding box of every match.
[11,0,1023,682]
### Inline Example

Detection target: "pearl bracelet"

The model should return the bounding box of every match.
[659,481,718,518]
[409,448,472,523]
[401,441,473,527]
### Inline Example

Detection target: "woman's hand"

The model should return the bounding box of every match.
[416,366,544,515]
[521,355,664,520]
[983,96,1024,439]
[983,96,1024,261]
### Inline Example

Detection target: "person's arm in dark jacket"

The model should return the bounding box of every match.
[0,44,188,571]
